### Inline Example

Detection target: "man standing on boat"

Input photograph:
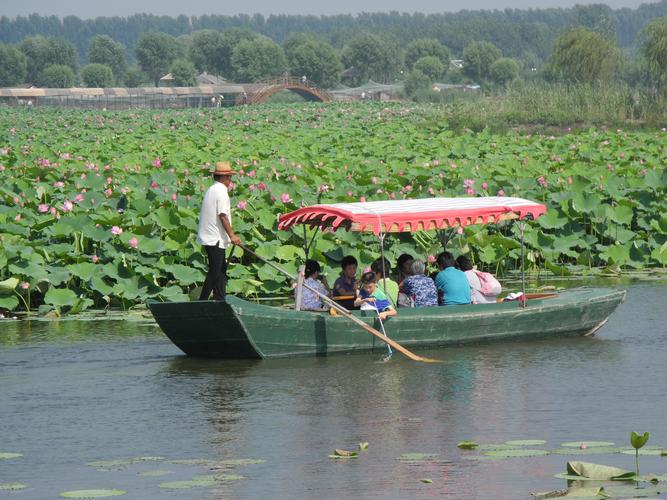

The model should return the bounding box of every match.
[197,161,241,301]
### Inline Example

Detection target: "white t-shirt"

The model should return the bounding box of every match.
[464,270,497,304]
[197,182,232,248]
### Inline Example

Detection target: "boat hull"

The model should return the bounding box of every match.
[148,287,626,359]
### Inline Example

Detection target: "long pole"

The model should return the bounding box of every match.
[238,244,440,363]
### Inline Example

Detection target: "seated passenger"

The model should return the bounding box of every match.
[434,251,471,305]
[370,257,399,307]
[332,255,358,298]
[354,271,397,321]
[295,259,330,311]
[456,255,501,304]
[396,253,414,285]
[402,259,438,307]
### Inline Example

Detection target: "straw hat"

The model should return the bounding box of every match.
[212,161,238,176]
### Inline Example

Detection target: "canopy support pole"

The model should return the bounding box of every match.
[295,264,305,311]
[301,225,319,261]
[519,221,527,309]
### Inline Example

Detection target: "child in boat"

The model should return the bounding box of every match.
[370,257,399,307]
[354,271,397,320]
[295,259,330,311]
[333,255,358,298]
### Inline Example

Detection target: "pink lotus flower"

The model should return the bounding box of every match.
[80,173,87,179]
[74,194,84,203]
[248,184,256,191]
[152,157,161,167]
[128,237,139,249]
[171,194,177,201]
[371,176,378,184]
[150,181,159,189]
[466,188,475,195]
[463,179,475,189]
[41,158,51,167]
[91,255,99,263]
[457,227,464,235]
[104,188,113,197]
[62,200,73,212]
[60,153,71,160]
[237,200,247,210]
[537,176,548,188]
[247,170,256,178]
[38,204,49,213]
[481,182,489,190]
[427,255,436,263]
[258,182,267,191]
[497,189,505,196]
[347,191,353,197]
[14,214,21,221]
[13,196,19,205]
[111,226,123,236]
[280,193,292,204]
[50,207,57,216]
[21,282,29,290]
[53,181,64,188]
[359,196,366,202]
[428,187,435,196]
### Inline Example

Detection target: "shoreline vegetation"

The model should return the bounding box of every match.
[0,103,665,316]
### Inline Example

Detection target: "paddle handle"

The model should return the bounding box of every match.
[237,244,439,363]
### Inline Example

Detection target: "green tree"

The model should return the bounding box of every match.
[169,58,196,86]
[124,66,148,87]
[0,44,27,86]
[283,34,342,88]
[640,16,667,91]
[18,36,77,86]
[88,35,126,83]
[231,38,287,82]
[414,56,445,81]
[42,64,75,88]
[462,41,502,82]
[547,27,621,84]
[404,38,451,70]
[490,57,520,87]
[342,32,399,85]
[81,63,114,87]
[404,69,431,97]
[135,32,180,86]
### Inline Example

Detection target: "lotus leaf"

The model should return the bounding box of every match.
[0,277,19,292]
[217,458,265,466]
[566,461,631,480]
[0,483,27,490]
[630,432,650,449]
[158,478,216,489]
[484,449,549,458]
[59,490,127,498]
[0,452,22,460]
[457,441,479,449]
[505,440,548,446]
[137,470,173,477]
[44,288,78,308]
[552,447,620,456]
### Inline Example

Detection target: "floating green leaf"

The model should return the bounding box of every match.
[137,470,173,477]
[505,439,547,446]
[59,490,127,498]
[457,441,479,449]
[565,461,631,480]
[420,478,433,484]
[157,479,215,489]
[0,452,23,460]
[0,483,27,490]
[561,442,615,448]
[218,458,265,466]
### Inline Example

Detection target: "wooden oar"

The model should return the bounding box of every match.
[238,244,440,363]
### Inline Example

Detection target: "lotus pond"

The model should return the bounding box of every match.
[1,280,666,498]
[0,104,665,316]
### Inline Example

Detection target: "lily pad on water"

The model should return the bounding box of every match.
[86,459,136,469]
[476,443,522,451]
[0,483,27,490]
[621,449,664,456]
[137,470,173,477]
[0,452,23,460]
[505,440,548,446]
[167,458,215,465]
[484,449,549,458]
[561,442,616,448]
[563,486,606,498]
[158,479,216,489]
[565,461,631,480]
[603,485,663,497]
[552,447,621,456]
[59,490,127,498]
[397,453,439,462]
[420,478,433,484]
[217,458,265,466]
[457,441,479,449]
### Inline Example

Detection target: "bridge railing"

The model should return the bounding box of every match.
[248,76,333,103]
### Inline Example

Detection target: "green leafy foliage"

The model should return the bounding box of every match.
[0,105,665,313]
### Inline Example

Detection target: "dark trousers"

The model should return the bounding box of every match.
[200,245,227,301]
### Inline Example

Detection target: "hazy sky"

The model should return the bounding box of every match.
[0,0,655,18]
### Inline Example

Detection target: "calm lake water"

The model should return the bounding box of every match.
[1,281,667,499]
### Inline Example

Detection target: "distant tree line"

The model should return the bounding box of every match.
[0,5,667,101]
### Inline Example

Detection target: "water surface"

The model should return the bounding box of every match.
[1,282,667,499]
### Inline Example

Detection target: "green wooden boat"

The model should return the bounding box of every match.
[148,287,626,359]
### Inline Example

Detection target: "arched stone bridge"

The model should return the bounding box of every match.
[241,76,332,104]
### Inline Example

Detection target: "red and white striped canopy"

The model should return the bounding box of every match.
[278,196,546,234]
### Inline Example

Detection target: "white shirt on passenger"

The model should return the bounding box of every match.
[464,270,497,304]
[197,181,232,248]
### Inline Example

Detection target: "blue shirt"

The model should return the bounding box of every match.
[359,288,392,312]
[402,274,438,307]
[435,267,471,305]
